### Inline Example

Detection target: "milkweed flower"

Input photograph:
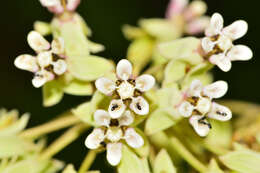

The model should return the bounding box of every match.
[178,79,232,136]
[14,31,67,88]
[166,0,210,35]
[95,59,155,118]
[85,109,144,166]
[39,0,80,14]
[201,13,253,72]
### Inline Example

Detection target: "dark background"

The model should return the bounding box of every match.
[0,0,258,172]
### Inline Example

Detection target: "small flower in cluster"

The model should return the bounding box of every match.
[95,59,155,118]
[85,109,144,166]
[166,0,210,35]
[14,31,67,88]
[178,79,232,137]
[202,13,253,72]
[39,0,80,14]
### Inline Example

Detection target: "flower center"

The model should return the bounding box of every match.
[196,97,211,115]
[117,81,135,99]
[106,127,123,142]
[217,35,233,52]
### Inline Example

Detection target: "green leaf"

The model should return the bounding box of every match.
[117,145,145,173]
[220,149,260,173]
[141,158,151,173]
[154,149,176,173]
[139,19,181,41]
[62,164,77,173]
[145,109,175,135]
[159,37,203,65]
[206,159,224,173]
[72,102,95,126]
[68,55,114,81]
[43,80,64,107]
[133,128,150,157]
[63,79,93,96]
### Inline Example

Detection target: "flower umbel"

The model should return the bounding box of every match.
[14,31,67,88]
[95,59,155,117]
[85,109,144,166]
[178,79,232,136]
[202,13,253,72]
[39,0,81,14]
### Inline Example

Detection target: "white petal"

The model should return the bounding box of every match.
[66,0,81,11]
[205,13,224,36]
[188,79,203,97]
[209,54,232,72]
[189,115,211,137]
[186,16,210,35]
[166,0,188,18]
[53,59,67,75]
[203,81,228,99]
[135,74,155,92]
[27,31,50,52]
[37,51,52,68]
[227,45,253,61]
[116,59,132,80]
[51,37,65,55]
[94,110,111,127]
[39,0,61,7]
[95,77,116,95]
[108,99,126,118]
[201,37,215,53]
[185,0,207,20]
[130,96,149,115]
[106,142,122,166]
[14,54,39,72]
[178,101,194,117]
[196,97,211,115]
[207,102,232,121]
[85,128,105,149]
[124,128,144,148]
[223,20,248,40]
[32,70,54,88]
[46,4,64,14]
[118,110,134,126]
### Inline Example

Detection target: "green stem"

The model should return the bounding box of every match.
[78,150,97,173]
[40,123,89,160]
[170,136,207,173]
[20,113,81,139]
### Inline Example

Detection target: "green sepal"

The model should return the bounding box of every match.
[206,159,225,173]
[63,79,94,96]
[154,149,176,173]
[122,25,147,40]
[42,80,64,107]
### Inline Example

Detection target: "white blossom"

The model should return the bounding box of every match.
[14,31,67,88]
[202,13,253,72]
[39,0,80,14]
[178,79,232,137]
[95,59,155,116]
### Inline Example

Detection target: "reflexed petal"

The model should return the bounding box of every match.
[85,128,105,149]
[227,45,253,61]
[32,70,54,88]
[135,74,155,92]
[108,99,126,118]
[196,97,211,115]
[106,142,122,166]
[178,101,194,117]
[205,13,223,36]
[94,110,111,126]
[37,51,52,67]
[209,54,232,72]
[27,31,50,52]
[203,81,228,99]
[118,110,134,126]
[223,20,248,40]
[207,102,232,121]
[116,59,132,80]
[53,59,67,75]
[39,0,60,7]
[14,54,39,72]
[124,128,144,148]
[188,79,203,97]
[201,37,215,53]
[47,4,64,14]
[130,96,149,115]
[189,115,211,137]
[51,37,65,55]
[67,0,81,11]
[186,16,210,35]
[95,77,116,95]
[166,0,188,18]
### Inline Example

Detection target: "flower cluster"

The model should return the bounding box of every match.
[40,0,80,14]
[14,31,67,88]
[202,13,253,72]
[178,79,232,136]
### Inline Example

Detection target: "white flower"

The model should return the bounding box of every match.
[202,13,253,72]
[85,109,144,166]
[39,0,81,14]
[95,59,155,117]
[14,31,67,88]
[178,79,232,137]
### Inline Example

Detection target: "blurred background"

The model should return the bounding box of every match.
[0,0,258,172]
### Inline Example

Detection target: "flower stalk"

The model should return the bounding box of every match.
[78,150,98,173]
